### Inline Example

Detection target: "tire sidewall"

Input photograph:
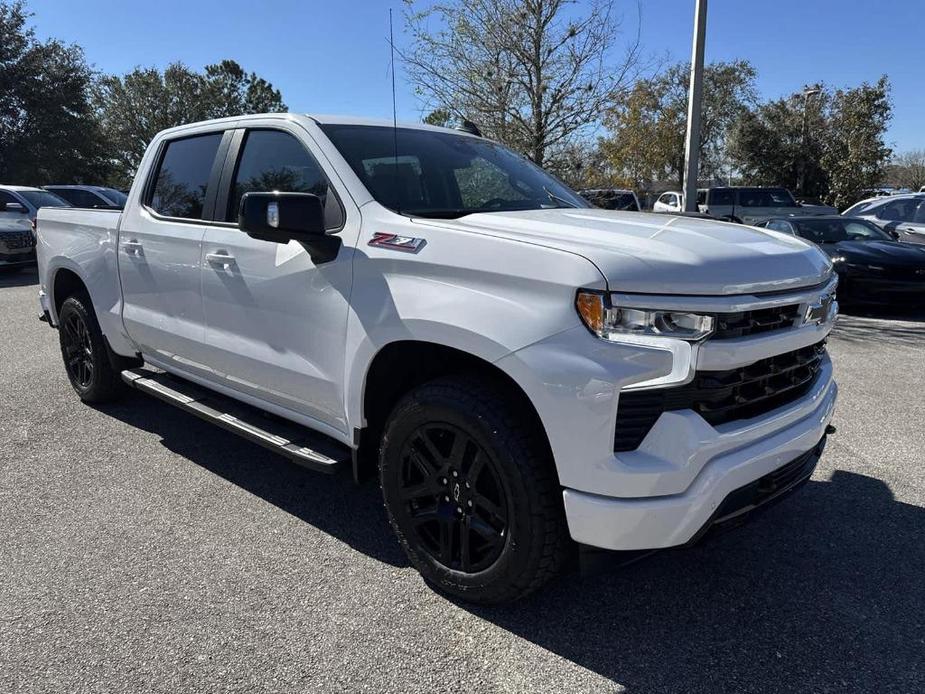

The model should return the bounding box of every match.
[380,385,542,601]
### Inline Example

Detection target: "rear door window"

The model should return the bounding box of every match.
[149,133,223,220]
[49,188,106,208]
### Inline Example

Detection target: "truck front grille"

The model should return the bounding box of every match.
[614,340,826,452]
[711,304,802,339]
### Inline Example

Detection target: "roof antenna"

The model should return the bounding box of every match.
[389,8,401,215]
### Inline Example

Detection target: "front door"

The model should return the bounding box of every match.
[119,131,227,372]
[199,126,355,434]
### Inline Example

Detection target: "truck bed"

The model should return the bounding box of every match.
[36,207,125,343]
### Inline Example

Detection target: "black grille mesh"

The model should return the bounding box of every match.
[712,304,802,339]
[614,340,826,451]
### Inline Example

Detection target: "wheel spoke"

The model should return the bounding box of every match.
[399,478,438,502]
[469,515,504,549]
[474,496,505,527]
[408,450,434,479]
[447,430,467,467]
[415,430,445,468]
[459,519,471,572]
[438,517,456,564]
[466,451,485,484]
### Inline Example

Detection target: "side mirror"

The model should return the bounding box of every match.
[888,229,901,241]
[238,192,326,244]
[0,201,27,213]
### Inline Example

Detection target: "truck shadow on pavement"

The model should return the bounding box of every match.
[471,468,925,692]
[97,394,923,692]
[95,392,409,568]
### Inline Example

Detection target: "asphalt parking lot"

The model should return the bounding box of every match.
[2,267,923,694]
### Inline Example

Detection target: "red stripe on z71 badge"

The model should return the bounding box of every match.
[368,232,427,253]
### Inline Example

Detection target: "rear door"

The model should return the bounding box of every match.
[198,123,357,433]
[119,129,231,373]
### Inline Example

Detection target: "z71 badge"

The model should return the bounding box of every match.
[368,232,426,253]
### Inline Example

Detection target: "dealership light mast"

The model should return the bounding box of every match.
[682,0,708,212]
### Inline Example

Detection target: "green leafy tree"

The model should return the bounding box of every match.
[729,78,891,207]
[597,60,757,190]
[0,0,108,184]
[422,108,453,128]
[95,60,286,187]
[821,77,892,209]
[727,87,828,198]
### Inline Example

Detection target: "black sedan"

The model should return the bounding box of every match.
[757,216,925,306]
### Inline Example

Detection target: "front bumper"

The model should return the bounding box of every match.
[562,372,836,551]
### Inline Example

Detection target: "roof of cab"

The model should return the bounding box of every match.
[151,112,475,140]
[0,184,47,192]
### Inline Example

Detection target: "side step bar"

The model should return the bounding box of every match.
[121,368,350,474]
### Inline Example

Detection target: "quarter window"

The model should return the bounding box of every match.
[227,129,342,229]
[149,133,223,219]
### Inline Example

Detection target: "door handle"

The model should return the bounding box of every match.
[206,252,236,268]
[122,240,143,255]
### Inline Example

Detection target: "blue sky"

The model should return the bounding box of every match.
[27,0,925,152]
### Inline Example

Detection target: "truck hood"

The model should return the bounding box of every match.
[422,209,833,295]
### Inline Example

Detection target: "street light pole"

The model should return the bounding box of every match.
[797,87,821,197]
[682,0,708,212]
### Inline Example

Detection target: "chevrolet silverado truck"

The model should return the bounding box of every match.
[36,114,839,603]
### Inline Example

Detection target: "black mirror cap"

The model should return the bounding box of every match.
[238,192,326,242]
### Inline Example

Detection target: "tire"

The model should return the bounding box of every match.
[57,292,125,403]
[379,376,570,604]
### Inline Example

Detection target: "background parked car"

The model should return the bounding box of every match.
[653,190,682,213]
[697,186,837,224]
[843,193,925,243]
[757,215,925,306]
[0,185,71,225]
[43,185,128,209]
[578,188,640,211]
[0,216,37,272]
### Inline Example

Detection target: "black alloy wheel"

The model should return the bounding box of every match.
[397,423,509,573]
[379,377,570,604]
[56,293,125,403]
[61,310,95,389]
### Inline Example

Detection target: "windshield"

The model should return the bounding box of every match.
[320,124,589,218]
[19,191,70,209]
[99,188,128,206]
[794,218,892,243]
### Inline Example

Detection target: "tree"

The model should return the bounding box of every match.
[886,150,925,192]
[820,77,892,209]
[0,1,108,184]
[403,0,642,167]
[95,60,286,187]
[597,60,757,190]
[727,88,829,198]
[730,78,892,208]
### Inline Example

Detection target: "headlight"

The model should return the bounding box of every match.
[575,291,715,342]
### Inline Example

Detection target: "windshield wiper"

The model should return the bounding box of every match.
[543,187,577,209]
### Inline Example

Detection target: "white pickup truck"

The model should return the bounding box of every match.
[36,113,839,603]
